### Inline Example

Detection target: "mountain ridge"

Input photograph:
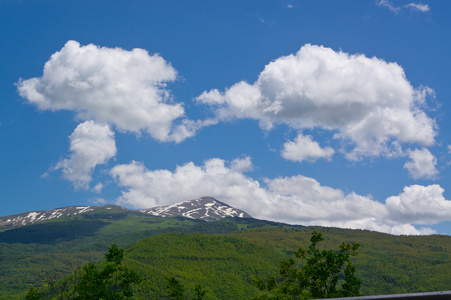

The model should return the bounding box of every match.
[0,197,251,229]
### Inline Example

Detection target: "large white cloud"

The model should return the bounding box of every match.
[54,120,116,189]
[196,44,436,160]
[403,148,438,180]
[386,185,451,225]
[18,40,202,142]
[282,133,334,163]
[110,156,451,235]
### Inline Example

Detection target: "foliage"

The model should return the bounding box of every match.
[72,244,142,299]
[1,212,451,298]
[0,213,244,298]
[165,276,207,300]
[127,233,282,299]
[166,277,185,300]
[25,244,141,300]
[25,286,42,300]
[193,284,207,300]
[253,231,362,299]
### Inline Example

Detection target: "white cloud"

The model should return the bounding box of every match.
[405,3,430,12]
[282,133,334,162]
[386,185,451,225]
[17,40,202,142]
[403,148,438,180]
[110,157,265,210]
[376,0,401,13]
[54,121,116,189]
[230,156,253,172]
[197,44,436,160]
[90,197,107,205]
[376,0,430,13]
[92,182,104,193]
[110,156,451,235]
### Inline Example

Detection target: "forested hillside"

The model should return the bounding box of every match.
[0,210,450,299]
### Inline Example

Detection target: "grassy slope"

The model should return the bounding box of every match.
[0,207,214,298]
[125,233,284,299]
[227,226,451,295]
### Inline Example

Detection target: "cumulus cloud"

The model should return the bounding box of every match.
[110,156,451,235]
[403,148,438,180]
[17,40,203,142]
[110,157,265,210]
[54,121,116,189]
[196,44,436,160]
[282,133,334,162]
[386,185,451,224]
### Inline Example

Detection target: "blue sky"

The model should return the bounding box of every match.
[2,0,451,235]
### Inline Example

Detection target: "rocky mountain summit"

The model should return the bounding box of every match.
[140,197,252,221]
[0,197,252,229]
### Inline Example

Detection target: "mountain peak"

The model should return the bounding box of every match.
[139,197,252,221]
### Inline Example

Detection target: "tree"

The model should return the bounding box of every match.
[253,231,363,299]
[193,284,207,300]
[166,277,185,300]
[25,286,42,300]
[26,244,142,299]
[166,277,207,300]
[73,244,142,299]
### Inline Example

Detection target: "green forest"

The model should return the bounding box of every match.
[1,206,450,299]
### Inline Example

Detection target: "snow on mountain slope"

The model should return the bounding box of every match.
[139,197,252,221]
[0,197,252,229]
[0,206,96,229]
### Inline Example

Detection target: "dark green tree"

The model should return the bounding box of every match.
[73,244,142,299]
[25,286,42,300]
[166,277,184,300]
[166,277,207,300]
[193,284,207,300]
[25,244,141,299]
[253,231,363,299]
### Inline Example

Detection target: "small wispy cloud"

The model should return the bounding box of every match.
[405,3,430,12]
[90,197,107,205]
[376,0,401,13]
[256,14,274,25]
[92,182,104,193]
[376,0,430,13]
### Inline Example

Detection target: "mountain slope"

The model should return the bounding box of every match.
[126,232,283,299]
[0,206,97,229]
[0,197,252,230]
[1,200,451,299]
[1,215,451,299]
[139,196,252,221]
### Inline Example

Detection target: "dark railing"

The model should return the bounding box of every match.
[318,291,451,300]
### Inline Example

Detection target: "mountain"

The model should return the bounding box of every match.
[0,205,98,229]
[139,196,252,221]
[0,197,251,230]
[1,200,451,299]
